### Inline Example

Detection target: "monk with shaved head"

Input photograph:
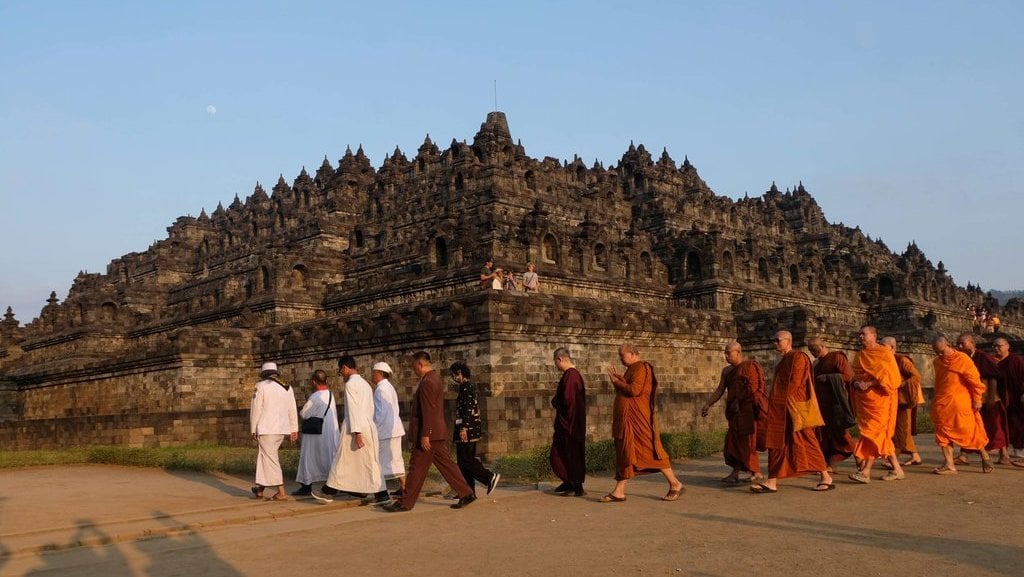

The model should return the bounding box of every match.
[881,336,924,467]
[849,325,905,484]
[604,344,685,502]
[931,335,989,474]
[955,333,1006,470]
[807,337,856,470]
[752,330,833,493]
[702,341,768,483]
[992,338,1024,466]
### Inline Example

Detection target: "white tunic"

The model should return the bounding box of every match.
[373,378,405,441]
[296,388,341,485]
[326,374,386,494]
[250,378,298,436]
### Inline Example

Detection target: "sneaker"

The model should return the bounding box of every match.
[879,471,905,481]
[450,494,477,509]
[291,484,313,496]
[552,482,572,494]
[487,473,501,496]
[320,485,339,496]
[310,490,334,503]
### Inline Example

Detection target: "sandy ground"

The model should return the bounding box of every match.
[1,440,1022,577]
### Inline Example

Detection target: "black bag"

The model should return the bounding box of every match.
[301,391,332,435]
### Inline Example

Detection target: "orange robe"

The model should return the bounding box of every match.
[813,351,856,463]
[612,361,670,480]
[893,354,923,454]
[852,347,902,459]
[722,360,767,474]
[763,351,827,478]
[932,351,988,450]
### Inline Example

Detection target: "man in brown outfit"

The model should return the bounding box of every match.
[383,351,475,512]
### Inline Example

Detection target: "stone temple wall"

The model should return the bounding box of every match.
[2,111,1022,457]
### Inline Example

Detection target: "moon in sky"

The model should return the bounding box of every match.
[206,105,217,115]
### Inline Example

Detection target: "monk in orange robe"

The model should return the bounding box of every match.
[848,325,905,484]
[752,330,834,493]
[702,341,768,483]
[881,336,925,466]
[954,333,1008,469]
[994,338,1024,465]
[931,335,989,474]
[604,344,684,502]
[807,338,856,469]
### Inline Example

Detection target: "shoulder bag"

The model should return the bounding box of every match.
[301,391,333,435]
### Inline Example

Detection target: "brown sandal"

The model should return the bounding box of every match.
[933,465,958,475]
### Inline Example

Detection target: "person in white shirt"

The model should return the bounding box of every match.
[249,362,298,501]
[314,356,387,503]
[371,361,406,499]
[292,369,341,496]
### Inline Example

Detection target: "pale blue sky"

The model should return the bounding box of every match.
[2,1,1021,322]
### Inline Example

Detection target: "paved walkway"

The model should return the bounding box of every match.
[1,441,1023,577]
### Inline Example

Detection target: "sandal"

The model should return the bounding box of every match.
[902,457,923,466]
[813,483,836,491]
[720,475,741,485]
[251,485,264,499]
[954,455,970,466]
[981,459,994,474]
[599,493,626,503]
[848,471,871,484]
[270,493,290,501]
[932,465,958,475]
[1011,459,1024,468]
[750,483,777,494]
[663,488,684,501]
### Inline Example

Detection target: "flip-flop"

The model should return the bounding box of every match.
[1011,460,1024,468]
[269,494,289,501]
[750,483,777,494]
[954,455,970,466]
[720,476,741,485]
[902,458,923,466]
[599,493,626,503]
[981,460,994,474]
[813,483,836,491]
[663,487,684,501]
[933,465,958,475]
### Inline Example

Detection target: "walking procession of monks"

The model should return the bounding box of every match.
[703,326,1024,495]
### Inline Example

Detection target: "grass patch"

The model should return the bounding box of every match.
[1,430,729,485]
[915,410,935,434]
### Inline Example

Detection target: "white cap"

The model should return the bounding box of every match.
[372,362,393,374]
[260,362,279,373]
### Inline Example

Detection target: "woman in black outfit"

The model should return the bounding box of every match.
[450,362,500,496]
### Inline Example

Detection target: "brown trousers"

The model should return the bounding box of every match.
[400,439,471,509]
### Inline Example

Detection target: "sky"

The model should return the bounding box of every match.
[1,1,1021,323]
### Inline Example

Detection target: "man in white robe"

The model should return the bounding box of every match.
[293,369,341,496]
[371,362,406,499]
[314,355,387,503]
[249,362,298,501]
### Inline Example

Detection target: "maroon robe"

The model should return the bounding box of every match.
[968,350,1008,451]
[550,367,587,488]
[722,359,768,474]
[812,351,856,464]
[998,353,1024,449]
[763,351,827,479]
